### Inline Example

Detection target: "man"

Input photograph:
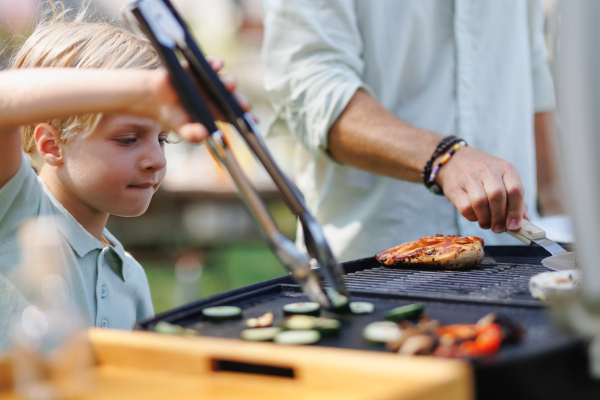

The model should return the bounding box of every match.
[260,0,562,261]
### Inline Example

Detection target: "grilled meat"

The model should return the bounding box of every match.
[376,234,484,269]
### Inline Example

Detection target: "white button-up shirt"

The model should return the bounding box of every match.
[261,0,556,262]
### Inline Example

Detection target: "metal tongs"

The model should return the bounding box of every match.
[122,0,349,310]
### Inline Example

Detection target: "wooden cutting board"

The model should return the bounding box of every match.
[0,328,473,400]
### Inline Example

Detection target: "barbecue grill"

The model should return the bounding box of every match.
[139,245,600,400]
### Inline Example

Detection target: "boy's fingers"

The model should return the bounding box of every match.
[220,74,237,92]
[178,123,209,143]
[206,55,224,72]
[234,92,251,112]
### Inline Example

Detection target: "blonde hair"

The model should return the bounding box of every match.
[11,2,161,169]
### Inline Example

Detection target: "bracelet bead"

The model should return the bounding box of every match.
[425,141,467,196]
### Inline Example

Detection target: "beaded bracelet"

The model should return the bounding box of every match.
[421,135,462,186]
[425,141,468,195]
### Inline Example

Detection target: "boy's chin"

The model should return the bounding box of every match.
[112,203,151,218]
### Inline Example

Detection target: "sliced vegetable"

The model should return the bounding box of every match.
[245,312,274,328]
[274,330,321,345]
[349,302,375,315]
[154,321,197,336]
[283,315,317,331]
[326,288,350,310]
[435,324,477,341]
[202,306,242,321]
[385,303,424,322]
[399,334,435,355]
[314,317,342,336]
[363,321,402,343]
[240,327,281,342]
[457,323,502,357]
[282,302,321,316]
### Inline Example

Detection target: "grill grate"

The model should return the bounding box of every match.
[337,248,554,306]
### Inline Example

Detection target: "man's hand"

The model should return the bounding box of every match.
[436,146,526,233]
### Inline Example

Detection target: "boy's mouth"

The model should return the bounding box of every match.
[128,182,157,189]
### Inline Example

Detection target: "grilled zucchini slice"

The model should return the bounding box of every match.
[349,301,375,315]
[282,302,321,316]
[202,306,242,321]
[240,327,282,342]
[274,330,321,345]
[385,303,424,321]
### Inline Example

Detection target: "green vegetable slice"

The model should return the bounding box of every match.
[154,321,197,336]
[282,302,321,316]
[284,315,317,330]
[349,302,375,315]
[274,330,321,345]
[325,288,350,310]
[385,303,424,321]
[202,306,242,321]
[314,317,341,336]
[240,327,282,342]
[363,321,402,343]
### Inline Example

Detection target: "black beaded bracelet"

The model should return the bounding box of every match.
[421,135,462,186]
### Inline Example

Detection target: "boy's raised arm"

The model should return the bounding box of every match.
[0,68,211,188]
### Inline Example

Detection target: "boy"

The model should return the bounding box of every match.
[0,7,248,348]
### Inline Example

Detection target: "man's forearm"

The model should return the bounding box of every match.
[326,89,527,233]
[327,90,443,182]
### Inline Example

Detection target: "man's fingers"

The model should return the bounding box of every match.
[206,55,224,72]
[483,179,507,233]
[448,188,478,222]
[503,168,526,231]
[523,203,530,221]
[465,179,492,229]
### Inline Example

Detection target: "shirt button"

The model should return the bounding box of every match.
[101,287,107,298]
[101,319,108,329]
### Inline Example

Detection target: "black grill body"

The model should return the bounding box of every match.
[139,245,600,399]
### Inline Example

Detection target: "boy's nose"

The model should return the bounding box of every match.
[140,143,167,172]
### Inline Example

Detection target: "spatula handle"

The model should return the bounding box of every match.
[507,219,546,245]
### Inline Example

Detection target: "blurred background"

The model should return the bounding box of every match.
[0,0,569,314]
[0,0,298,314]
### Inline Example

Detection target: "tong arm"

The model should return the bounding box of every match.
[157,4,350,298]
[126,0,337,308]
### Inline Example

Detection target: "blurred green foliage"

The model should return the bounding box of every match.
[142,243,287,314]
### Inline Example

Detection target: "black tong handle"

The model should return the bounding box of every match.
[130,6,219,133]
[162,0,246,123]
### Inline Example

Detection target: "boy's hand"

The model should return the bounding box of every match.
[148,56,252,143]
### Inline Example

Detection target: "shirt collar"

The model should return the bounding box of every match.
[39,178,128,281]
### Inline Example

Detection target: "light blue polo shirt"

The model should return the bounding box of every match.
[0,154,154,349]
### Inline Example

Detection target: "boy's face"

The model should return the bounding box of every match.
[57,114,169,217]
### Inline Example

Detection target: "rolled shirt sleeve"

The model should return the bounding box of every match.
[261,0,373,160]
[528,0,556,113]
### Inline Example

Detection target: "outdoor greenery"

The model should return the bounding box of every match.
[142,243,287,314]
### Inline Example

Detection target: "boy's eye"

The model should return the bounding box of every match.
[118,137,137,146]
[159,137,173,146]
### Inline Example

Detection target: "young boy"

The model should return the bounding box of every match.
[0,8,248,348]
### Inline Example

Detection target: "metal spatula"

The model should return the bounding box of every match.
[507,219,576,271]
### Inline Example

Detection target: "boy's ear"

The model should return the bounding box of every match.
[34,124,64,167]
